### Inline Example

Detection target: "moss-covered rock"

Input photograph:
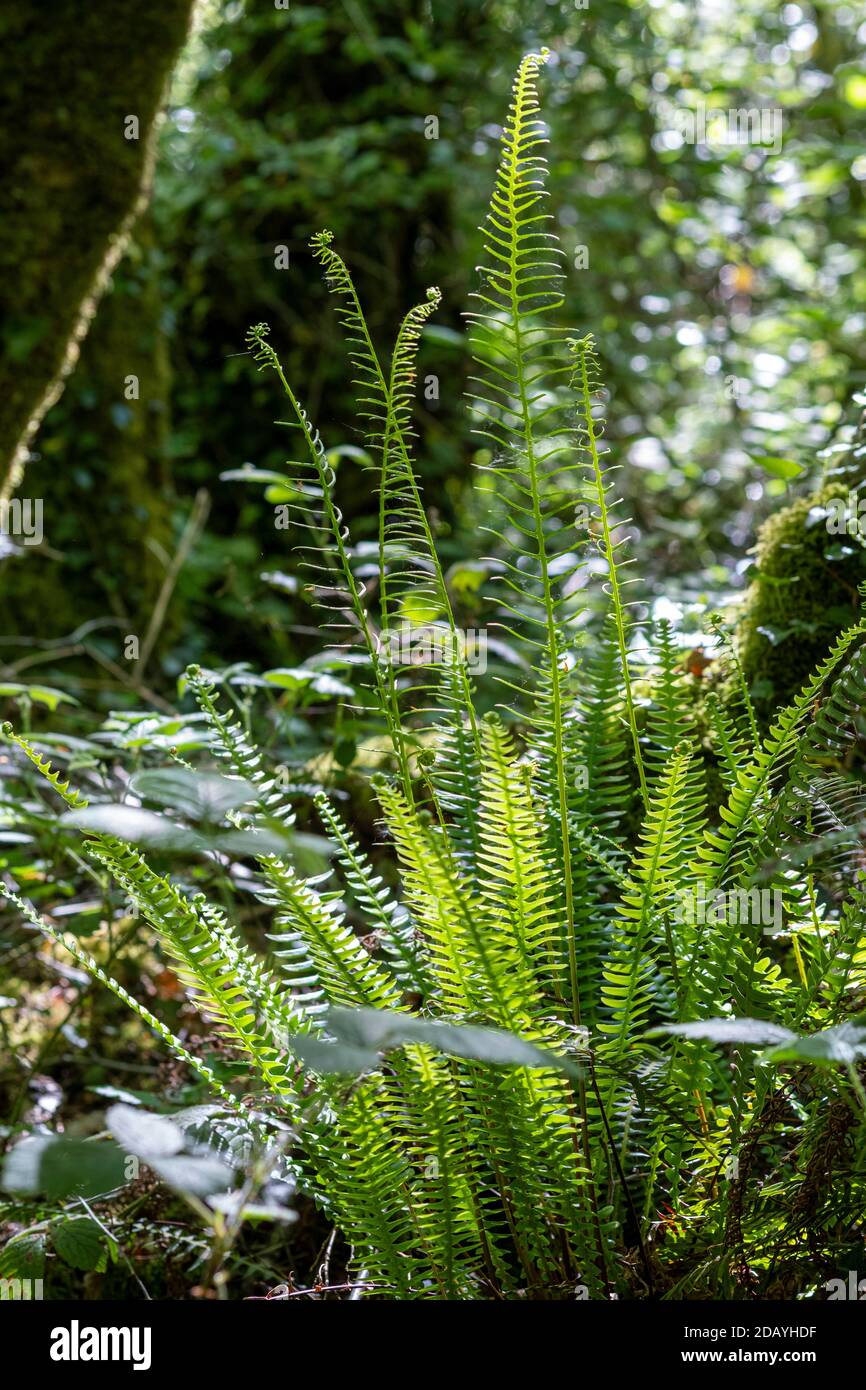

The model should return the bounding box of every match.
[739,407,866,715]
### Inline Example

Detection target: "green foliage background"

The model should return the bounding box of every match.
[6,0,866,680]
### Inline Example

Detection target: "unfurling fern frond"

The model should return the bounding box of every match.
[329,267,482,812]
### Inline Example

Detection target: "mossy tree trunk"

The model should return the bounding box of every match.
[2,220,178,649]
[0,0,195,497]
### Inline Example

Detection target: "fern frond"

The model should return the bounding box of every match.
[313,791,429,992]
[476,717,561,1007]
[85,838,303,1103]
[1,723,89,808]
[184,668,297,827]
[466,50,586,1023]
[262,854,404,1014]
[6,890,243,1115]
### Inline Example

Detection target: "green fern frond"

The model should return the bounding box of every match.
[262,854,404,1014]
[85,838,302,1103]
[476,717,561,1007]
[313,792,431,994]
[1,723,89,809]
[184,668,297,827]
[7,890,243,1115]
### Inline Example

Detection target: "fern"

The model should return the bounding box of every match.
[7,52,866,1302]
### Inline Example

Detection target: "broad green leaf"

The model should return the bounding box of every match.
[0,683,78,710]
[764,1023,866,1066]
[2,1136,126,1199]
[219,467,299,485]
[106,1105,234,1198]
[264,668,354,697]
[61,805,205,852]
[148,1153,235,1198]
[106,1104,184,1158]
[752,455,803,481]
[843,73,866,108]
[0,1232,46,1280]
[652,1019,795,1046]
[60,805,294,857]
[128,767,256,822]
[287,1006,583,1077]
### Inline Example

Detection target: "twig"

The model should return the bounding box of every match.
[136,488,210,678]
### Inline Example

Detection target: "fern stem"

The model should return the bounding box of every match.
[571,343,649,811]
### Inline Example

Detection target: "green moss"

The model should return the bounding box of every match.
[2,225,175,643]
[0,0,194,481]
[739,419,866,714]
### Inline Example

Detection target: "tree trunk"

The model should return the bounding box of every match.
[0,0,195,498]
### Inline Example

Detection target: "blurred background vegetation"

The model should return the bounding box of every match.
[3,0,865,693]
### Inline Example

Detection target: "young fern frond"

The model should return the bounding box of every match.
[311,234,477,738]
[310,229,391,443]
[245,319,413,794]
[467,48,583,1021]
[1,723,89,809]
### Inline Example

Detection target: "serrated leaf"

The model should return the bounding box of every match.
[52,1217,107,1272]
[0,1232,45,1280]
